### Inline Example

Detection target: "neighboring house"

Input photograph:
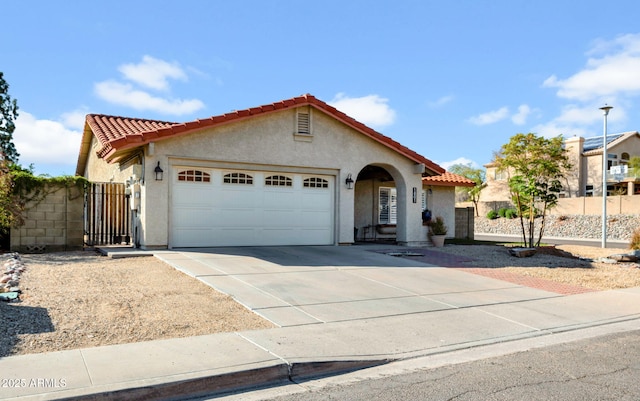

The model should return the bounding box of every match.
[482,131,640,206]
[76,94,474,249]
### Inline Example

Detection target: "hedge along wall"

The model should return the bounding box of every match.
[10,184,85,253]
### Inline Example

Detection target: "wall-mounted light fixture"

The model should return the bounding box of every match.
[154,161,164,181]
[345,173,354,189]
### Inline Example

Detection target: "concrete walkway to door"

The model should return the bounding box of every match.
[4,244,640,401]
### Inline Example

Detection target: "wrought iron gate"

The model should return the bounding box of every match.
[84,182,131,246]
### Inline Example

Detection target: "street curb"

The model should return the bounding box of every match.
[31,360,390,401]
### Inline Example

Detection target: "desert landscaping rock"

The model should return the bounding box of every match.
[1,253,25,299]
[476,214,640,241]
[508,247,537,258]
[608,253,639,263]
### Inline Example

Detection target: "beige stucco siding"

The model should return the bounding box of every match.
[137,108,426,248]
[82,136,136,183]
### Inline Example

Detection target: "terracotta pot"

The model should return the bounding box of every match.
[431,235,446,247]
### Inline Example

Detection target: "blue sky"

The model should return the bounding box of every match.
[4,0,640,176]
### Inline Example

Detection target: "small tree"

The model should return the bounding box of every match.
[0,72,20,164]
[493,133,571,248]
[448,163,486,216]
[629,156,640,178]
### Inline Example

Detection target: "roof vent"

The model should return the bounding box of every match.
[297,111,310,135]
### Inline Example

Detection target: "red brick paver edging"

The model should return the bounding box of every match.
[373,248,595,295]
[452,267,596,295]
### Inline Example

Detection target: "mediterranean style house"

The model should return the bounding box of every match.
[482,131,640,208]
[76,94,473,249]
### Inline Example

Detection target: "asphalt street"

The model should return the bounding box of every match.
[213,329,640,401]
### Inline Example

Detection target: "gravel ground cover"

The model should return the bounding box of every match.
[1,244,638,358]
[0,251,273,357]
[434,244,640,291]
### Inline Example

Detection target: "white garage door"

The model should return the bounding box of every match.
[171,168,334,247]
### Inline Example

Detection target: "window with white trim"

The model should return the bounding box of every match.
[265,175,292,186]
[223,172,253,184]
[178,170,211,182]
[379,187,397,224]
[303,177,328,188]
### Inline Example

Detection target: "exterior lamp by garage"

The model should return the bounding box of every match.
[154,161,164,181]
[345,173,354,189]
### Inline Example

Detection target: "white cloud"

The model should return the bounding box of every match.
[329,93,396,128]
[438,157,480,170]
[13,111,82,168]
[119,55,187,91]
[530,120,590,139]
[468,107,509,125]
[95,56,205,116]
[543,33,640,100]
[95,80,204,115]
[60,109,89,130]
[428,95,455,108]
[511,104,531,125]
[531,102,627,139]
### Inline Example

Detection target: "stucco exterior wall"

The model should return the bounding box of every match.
[428,186,456,238]
[136,108,427,248]
[82,137,136,183]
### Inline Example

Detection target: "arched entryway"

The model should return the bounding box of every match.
[352,164,406,243]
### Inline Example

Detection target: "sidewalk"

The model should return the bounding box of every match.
[3,246,640,400]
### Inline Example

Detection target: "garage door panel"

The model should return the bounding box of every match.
[172,168,334,247]
[173,228,215,247]
[262,209,297,226]
[174,207,213,227]
[300,210,332,227]
[173,186,213,203]
[213,228,258,246]
[217,209,260,226]
[263,190,297,208]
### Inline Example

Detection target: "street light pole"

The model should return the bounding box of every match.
[600,105,613,248]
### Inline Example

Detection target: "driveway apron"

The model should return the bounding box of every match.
[157,245,561,327]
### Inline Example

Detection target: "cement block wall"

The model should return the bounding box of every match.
[10,185,84,253]
[455,207,475,240]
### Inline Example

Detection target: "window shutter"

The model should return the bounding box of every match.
[379,187,397,224]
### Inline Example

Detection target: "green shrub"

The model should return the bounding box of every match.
[630,227,640,250]
[505,209,517,219]
[498,208,508,218]
[430,216,448,235]
[487,210,498,220]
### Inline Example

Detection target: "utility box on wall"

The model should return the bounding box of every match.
[10,185,85,253]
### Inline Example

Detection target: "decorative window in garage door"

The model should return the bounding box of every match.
[303,177,329,188]
[265,175,293,186]
[178,169,211,182]
[223,172,253,184]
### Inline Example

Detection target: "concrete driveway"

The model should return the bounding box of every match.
[156,244,561,327]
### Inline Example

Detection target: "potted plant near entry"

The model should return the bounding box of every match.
[429,216,447,247]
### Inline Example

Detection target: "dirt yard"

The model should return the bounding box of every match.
[1,244,638,357]
[0,251,273,357]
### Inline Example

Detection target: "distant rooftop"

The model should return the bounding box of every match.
[582,133,624,152]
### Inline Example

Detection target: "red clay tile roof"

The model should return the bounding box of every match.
[422,172,476,187]
[77,94,445,175]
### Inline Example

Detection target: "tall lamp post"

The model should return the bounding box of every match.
[600,105,613,248]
